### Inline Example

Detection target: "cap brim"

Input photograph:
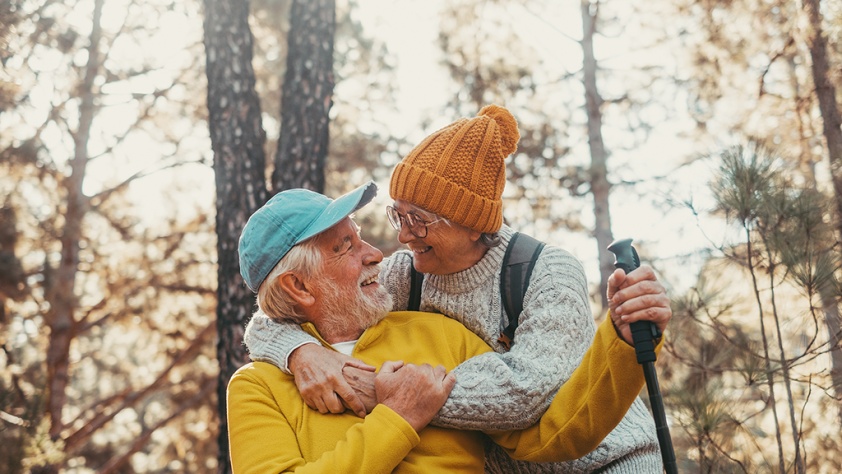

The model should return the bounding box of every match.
[295,181,377,244]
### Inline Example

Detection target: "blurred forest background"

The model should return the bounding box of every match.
[1,0,841,472]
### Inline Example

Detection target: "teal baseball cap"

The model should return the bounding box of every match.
[238,181,378,292]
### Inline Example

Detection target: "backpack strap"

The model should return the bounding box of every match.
[408,259,423,311]
[497,232,545,350]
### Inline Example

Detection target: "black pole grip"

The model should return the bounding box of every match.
[607,239,659,364]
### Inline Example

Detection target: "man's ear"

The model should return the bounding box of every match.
[276,272,315,307]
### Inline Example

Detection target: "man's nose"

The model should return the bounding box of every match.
[362,240,384,265]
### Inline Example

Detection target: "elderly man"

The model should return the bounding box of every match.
[226,183,666,473]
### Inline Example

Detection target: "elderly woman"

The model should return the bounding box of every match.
[244,105,670,473]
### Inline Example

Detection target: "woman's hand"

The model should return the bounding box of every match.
[607,265,671,345]
[288,343,375,418]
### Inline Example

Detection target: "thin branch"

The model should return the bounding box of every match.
[758,36,795,98]
[703,431,749,473]
[95,376,215,474]
[88,158,208,206]
[63,322,215,453]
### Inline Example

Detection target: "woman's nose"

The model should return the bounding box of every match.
[396,221,415,244]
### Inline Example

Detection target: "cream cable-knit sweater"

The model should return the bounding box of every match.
[243,225,662,473]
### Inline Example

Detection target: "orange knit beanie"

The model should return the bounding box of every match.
[389,104,519,233]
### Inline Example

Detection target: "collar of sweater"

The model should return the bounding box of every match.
[422,225,515,294]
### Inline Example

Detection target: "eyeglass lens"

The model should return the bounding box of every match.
[386,206,429,238]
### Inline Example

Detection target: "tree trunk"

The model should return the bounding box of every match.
[203,0,268,472]
[580,0,614,312]
[271,0,335,193]
[802,0,842,423]
[43,0,104,449]
[802,0,842,239]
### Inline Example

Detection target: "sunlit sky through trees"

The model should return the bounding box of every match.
[19,0,831,292]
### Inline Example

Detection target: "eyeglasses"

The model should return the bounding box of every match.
[385,206,443,238]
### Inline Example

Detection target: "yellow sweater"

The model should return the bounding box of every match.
[227,311,654,473]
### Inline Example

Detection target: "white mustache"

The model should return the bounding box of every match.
[359,268,381,286]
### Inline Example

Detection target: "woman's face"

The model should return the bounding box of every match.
[391,200,486,275]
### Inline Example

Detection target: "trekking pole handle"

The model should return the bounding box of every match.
[607,238,660,364]
[607,238,678,473]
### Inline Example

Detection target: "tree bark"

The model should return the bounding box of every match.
[203,0,268,472]
[271,0,335,193]
[580,0,614,312]
[802,0,842,424]
[802,0,842,240]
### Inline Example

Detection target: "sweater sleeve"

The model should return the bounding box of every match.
[434,248,597,430]
[243,310,319,373]
[227,368,419,474]
[380,251,414,311]
[485,316,660,462]
[243,253,411,372]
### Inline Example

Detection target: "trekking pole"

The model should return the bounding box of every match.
[607,238,678,474]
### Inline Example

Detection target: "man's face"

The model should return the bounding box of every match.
[309,217,392,339]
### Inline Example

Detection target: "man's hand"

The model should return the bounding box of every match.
[343,365,377,414]
[288,343,375,418]
[375,361,456,432]
[608,264,671,345]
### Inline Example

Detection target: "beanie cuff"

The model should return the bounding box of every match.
[390,162,502,233]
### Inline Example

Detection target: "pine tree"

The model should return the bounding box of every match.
[203,0,268,471]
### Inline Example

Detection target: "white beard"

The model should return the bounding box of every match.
[315,273,393,339]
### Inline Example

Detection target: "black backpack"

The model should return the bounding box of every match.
[407,232,545,350]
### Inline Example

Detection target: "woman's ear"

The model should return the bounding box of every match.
[277,272,315,307]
